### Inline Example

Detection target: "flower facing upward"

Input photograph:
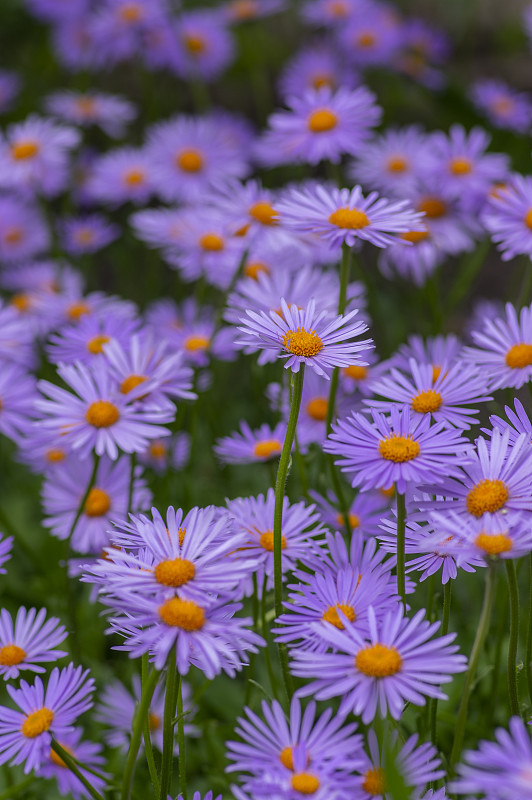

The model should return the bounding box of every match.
[173,11,235,82]
[0,664,94,773]
[0,608,67,681]
[482,175,532,261]
[292,605,467,723]
[238,298,372,379]
[215,421,288,465]
[86,147,154,206]
[471,79,532,134]
[277,184,425,250]
[58,215,119,255]
[278,44,358,101]
[45,90,136,138]
[0,196,50,263]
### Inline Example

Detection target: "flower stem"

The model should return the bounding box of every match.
[429,580,452,746]
[273,366,305,702]
[176,675,187,800]
[505,559,520,716]
[450,562,497,771]
[396,492,406,605]
[142,653,160,796]
[121,666,160,800]
[159,649,178,800]
[51,740,104,800]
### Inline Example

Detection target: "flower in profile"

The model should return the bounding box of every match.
[277,184,424,250]
[0,608,67,681]
[463,301,532,389]
[86,147,154,206]
[0,114,80,197]
[0,663,94,773]
[470,79,532,134]
[173,11,235,82]
[0,534,13,574]
[139,432,191,474]
[0,196,50,263]
[367,358,491,429]
[36,360,174,460]
[36,727,107,800]
[377,229,444,287]
[482,174,532,260]
[58,214,120,256]
[325,407,472,494]
[310,489,389,538]
[404,182,478,255]
[431,510,532,561]
[278,44,358,100]
[338,351,388,399]
[238,298,372,379]
[452,716,532,799]
[45,90,136,138]
[392,333,463,377]
[223,0,284,24]
[292,605,467,723]
[215,421,288,465]
[46,313,141,366]
[255,86,381,166]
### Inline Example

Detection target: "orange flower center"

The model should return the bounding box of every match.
[150,441,166,458]
[11,140,39,160]
[328,207,370,229]
[401,230,429,244]
[355,643,403,677]
[49,743,74,768]
[449,157,472,175]
[307,109,338,133]
[291,773,320,794]
[505,343,532,368]
[282,327,323,357]
[249,202,278,225]
[87,334,110,355]
[200,233,225,251]
[11,293,31,311]
[344,364,367,380]
[362,766,386,795]
[4,227,23,245]
[417,197,446,218]
[524,209,532,230]
[154,558,195,587]
[336,512,360,529]
[322,603,356,629]
[46,448,66,463]
[183,34,206,54]
[253,439,283,459]
[119,3,142,22]
[474,532,513,555]
[244,261,270,280]
[466,479,509,516]
[85,401,120,428]
[230,0,258,19]
[0,644,26,666]
[306,397,328,421]
[387,156,408,173]
[159,597,205,630]
[21,708,54,739]
[124,169,145,186]
[148,712,161,731]
[67,301,90,320]
[177,149,204,172]
[379,435,420,462]
[357,32,376,47]
[84,487,111,517]
[120,374,147,394]
[184,334,210,352]
[311,74,334,89]
[260,530,286,551]
[411,389,442,414]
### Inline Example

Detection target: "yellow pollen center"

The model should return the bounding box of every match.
[418,197,446,218]
[505,343,532,368]
[148,712,161,731]
[311,73,334,89]
[280,745,295,770]
[4,227,23,245]
[380,484,395,498]
[124,169,145,186]
[307,109,338,133]
[85,400,120,428]
[177,149,204,172]
[524,209,532,230]
[76,97,96,115]
[253,439,283,459]
[474,532,513,555]
[401,230,429,243]
[249,202,278,225]
[11,293,31,311]
[75,229,95,245]
[184,334,210,352]
[449,157,472,175]
[344,364,367,380]
[466,479,509,516]
[336,513,360,529]
[49,743,73,767]
[362,766,386,795]
[119,3,142,22]
[46,448,65,463]
[306,397,328,421]
[260,530,286,551]
[184,34,206,54]
[378,435,420,463]
[328,207,370,229]
[159,597,205,630]
[154,558,195,587]
[149,441,166,458]
[411,389,442,414]
[21,708,54,738]
[355,643,403,677]
[120,374,147,394]
[84,487,111,517]
[322,603,356,629]
[432,365,442,383]
[231,0,258,19]
[282,327,323,358]
[67,301,90,320]
[291,773,320,794]
[387,156,408,173]
[493,96,514,114]
[244,261,270,280]
[200,233,225,251]
[0,644,26,666]
[357,32,376,47]
[11,140,39,160]
[328,0,348,16]
[87,334,110,354]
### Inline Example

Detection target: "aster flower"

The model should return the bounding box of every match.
[16,425,76,475]
[337,8,403,69]
[452,716,532,799]
[255,86,381,166]
[278,44,358,100]
[36,727,107,800]
[139,432,191,474]
[0,114,80,197]
[395,18,450,89]
[42,455,151,554]
[0,534,13,574]
[292,605,467,723]
[326,407,472,494]
[403,183,478,255]
[367,358,492,429]
[277,184,424,251]
[215,421,288,465]
[490,397,532,446]
[173,11,235,82]
[0,361,37,444]
[89,0,168,67]
[470,79,532,134]
[430,510,532,561]
[393,333,463,377]
[310,489,389,538]
[86,147,155,206]
[58,214,120,256]
[377,230,444,287]
[302,0,362,28]
[0,663,94,773]
[46,313,141,366]
[45,90,136,138]
[36,360,174,460]
[238,298,372,379]
[0,196,49,264]
[482,174,532,260]
[223,0,284,24]
[463,301,532,389]
[52,18,99,72]
[0,608,67,681]
[349,127,432,198]
[338,351,388,399]
[0,301,37,367]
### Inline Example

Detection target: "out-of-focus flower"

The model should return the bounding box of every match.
[45,90,136,137]
[58,215,119,256]
[470,79,532,134]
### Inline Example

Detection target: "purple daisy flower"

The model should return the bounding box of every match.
[325,407,472,494]
[277,184,424,251]
[430,510,532,561]
[36,360,174,460]
[336,8,403,69]
[139,432,191,474]
[278,43,359,100]
[310,489,389,538]
[0,534,13,574]
[45,90,136,138]
[215,421,288,465]
[377,230,445,286]
[255,86,381,166]
[338,351,388,399]
[0,70,21,113]
[238,298,372,379]
[0,114,80,197]
[58,214,120,256]
[0,361,37,444]
[36,727,107,800]
[302,0,363,28]
[463,301,532,389]
[25,0,88,23]
[89,0,168,67]
[470,79,532,134]
[173,11,235,82]
[367,358,492,429]
[392,333,463,378]
[16,425,76,475]
[481,174,532,260]
[0,196,49,264]
[292,605,467,723]
[0,608,67,681]
[42,454,151,554]
[394,18,450,89]
[452,716,532,798]
[404,183,478,255]
[86,147,155,206]
[0,301,37,368]
[490,397,532,446]
[0,663,94,773]
[223,0,284,24]
[46,313,141,366]
[51,18,99,72]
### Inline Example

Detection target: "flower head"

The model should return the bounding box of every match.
[482,174,532,260]
[471,79,532,134]
[0,608,67,680]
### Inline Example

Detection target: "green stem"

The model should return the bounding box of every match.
[0,775,36,800]
[121,667,160,800]
[505,560,520,716]
[51,740,104,800]
[176,675,187,800]
[396,493,406,605]
[244,573,260,706]
[142,654,160,796]
[527,553,532,705]
[159,649,178,800]
[450,563,497,770]
[429,580,452,746]
[261,577,279,701]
